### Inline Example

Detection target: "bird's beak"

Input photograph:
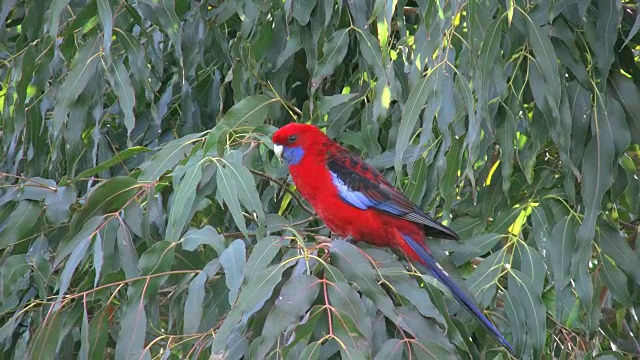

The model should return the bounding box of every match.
[273,144,283,159]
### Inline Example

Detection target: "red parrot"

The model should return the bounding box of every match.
[272,123,514,354]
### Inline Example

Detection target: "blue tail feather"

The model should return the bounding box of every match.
[402,233,516,355]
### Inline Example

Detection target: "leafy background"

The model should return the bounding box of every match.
[0,0,639,358]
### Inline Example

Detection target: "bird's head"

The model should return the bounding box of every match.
[272,123,328,165]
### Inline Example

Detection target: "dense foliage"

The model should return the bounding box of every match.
[1,0,639,358]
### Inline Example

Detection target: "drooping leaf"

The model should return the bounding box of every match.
[184,259,220,334]
[115,288,147,360]
[508,269,546,358]
[244,236,284,281]
[0,200,41,250]
[51,38,100,139]
[220,239,246,305]
[311,29,350,92]
[597,222,640,286]
[216,161,248,235]
[166,161,203,241]
[577,95,629,245]
[107,61,136,140]
[55,216,103,305]
[138,240,175,295]
[210,262,295,356]
[139,133,204,182]
[56,176,141,265]
[252,274,320,358]
[330,241,403,328]
[181,225,225,254]
[27,307,64,359]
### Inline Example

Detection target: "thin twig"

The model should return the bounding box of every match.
[249,169,315,215]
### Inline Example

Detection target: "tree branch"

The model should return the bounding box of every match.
[249,169,315,215]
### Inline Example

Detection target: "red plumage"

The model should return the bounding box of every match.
[272,123,514,355]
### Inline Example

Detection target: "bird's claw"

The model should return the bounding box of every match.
[332,235,354,243]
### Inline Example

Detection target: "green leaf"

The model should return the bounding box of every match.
[166,161,203,241]
[87,307,110,360]
[508,269,546,358]
[210,262,294,355]
[610,72,640,144]
[205,95,275,154]
[56,176,140,266]
[138,240,175,295]
[216,161,248,235]
[291,0,316,26]
[368,249,445,325]
[317,93,359,116]
[449,233,503,265]
[17,177,56,201]
[78,295,90,360]
[184,259,220,334]
[527,22,560,110]
[300,341,322,360]
[139,0,183,62]
[599,254,632,307]
[497,103,517,194]
[395,72,435,175]
[244,236,283,281]
[398,307,457,358]
[0,200,41,250]
[181,225,225,254]
[44,184,76,224]
[479,18,504,95]
[253,274,320,358]
[225,151,266,222]
[577,95,629,245]
[374,339,404,359]
[329,241,402,326]
[107,61,136,140]
[597,222,640,286]
[52,38,100,139]
[356,29,385,78]
[327,280,371,339]
[73,147,150,180]
[465,251,506,307]
[549,216,577,302]
[115,289,147,359]
[139,132,203,182]
[311,29,350,92]
[117,222,140,279]
[586,0,620,78]
[55,216,101,306]
[0,255,31,311]
[439,137,462,214]
[27,307,64,359]
[346,0,369,30]
[49,0,72,38]
[404,155,428,204]
[96,0,113,58]
[220,239,246,305]
[516,244,546,295]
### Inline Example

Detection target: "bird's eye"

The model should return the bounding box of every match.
[288,135,297,143]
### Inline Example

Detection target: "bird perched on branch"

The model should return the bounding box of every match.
[272,122,514,355]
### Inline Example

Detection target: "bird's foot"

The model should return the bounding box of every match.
[332,235,354,243]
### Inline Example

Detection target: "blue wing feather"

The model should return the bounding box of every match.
[329,171,374,210]
[327,151,459,240]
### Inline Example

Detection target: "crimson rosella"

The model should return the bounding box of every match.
[272,123,514,354]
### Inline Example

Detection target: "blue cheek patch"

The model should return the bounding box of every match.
[283,146,305,165]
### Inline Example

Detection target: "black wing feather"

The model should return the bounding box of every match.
[327,151,459,240]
